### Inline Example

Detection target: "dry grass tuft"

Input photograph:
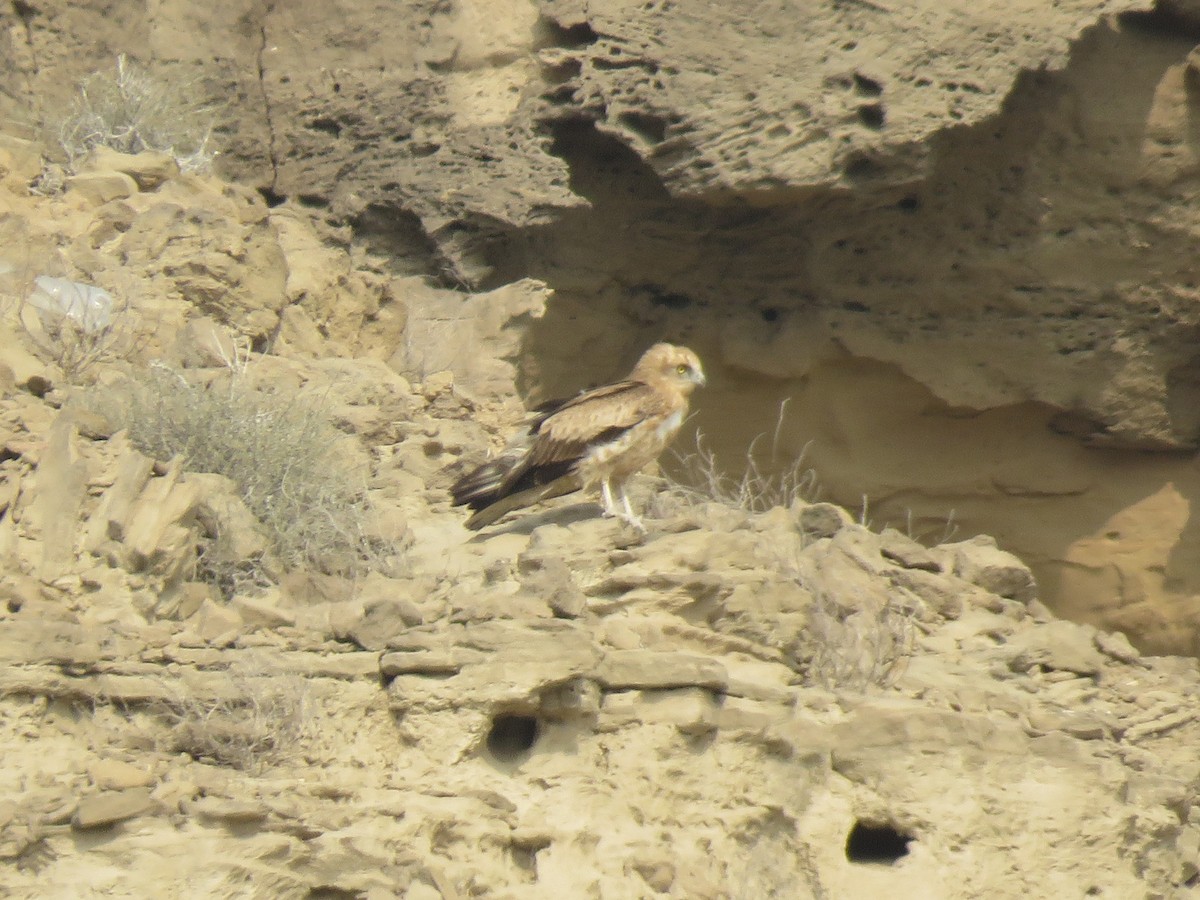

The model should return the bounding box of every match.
[57,54,218,173]
[93,364,387,580]
[158,655,314,772]
[796,588,915,692]
[14,279,142,384]
[652,401,820,517]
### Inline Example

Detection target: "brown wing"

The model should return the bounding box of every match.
[498,380,665,494]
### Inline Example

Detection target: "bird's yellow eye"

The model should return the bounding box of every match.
[677,364,689,375]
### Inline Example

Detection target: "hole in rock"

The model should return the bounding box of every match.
[533,16,599,49]
[617,110,668,145]
[308,117,342,138]
[487,714,540,762]
[548,118,671,203]
[857,103,886,129]
[1118,8,1200,39]
[842,152,884,182]
[845,820,913,864]
[853,72,884,96]
[256,187,286,208]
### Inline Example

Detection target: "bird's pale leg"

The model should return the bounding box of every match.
[618,483,646,532]
[600,479,617,517]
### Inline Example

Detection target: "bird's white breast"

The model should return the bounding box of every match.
[655,409,684,442]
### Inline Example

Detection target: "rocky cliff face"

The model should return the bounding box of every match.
[3,2,1200,895]
[8,2,1200,650]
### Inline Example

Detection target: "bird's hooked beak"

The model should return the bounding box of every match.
[693,367,707,387]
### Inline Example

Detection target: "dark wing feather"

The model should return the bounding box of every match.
[451,379,659,525]
[498,382,655,491]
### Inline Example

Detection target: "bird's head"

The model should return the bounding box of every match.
[635,343,706,393]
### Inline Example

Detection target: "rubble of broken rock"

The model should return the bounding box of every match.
[1,147,1199,898]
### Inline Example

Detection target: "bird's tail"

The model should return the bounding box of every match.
[450,455,518,511]
[464,474,581,530]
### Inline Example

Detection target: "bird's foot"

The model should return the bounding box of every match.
[618,512,647,533]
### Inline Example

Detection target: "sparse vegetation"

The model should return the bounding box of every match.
[653,400,821,517]
[797,587,915,692]
[93,363,386,581]
[15,277,139,384]
[56,54,217,172]
[157,655,314,772]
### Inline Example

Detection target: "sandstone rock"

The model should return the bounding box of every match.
[879,528,942,572]
[379,650,462,677]
[0,135,42,182]
[71,788,156,829]
[189,472,273,567]
[1004,620,1107,677]
[274,304,326,358]
[172,317,240,369]
[796,502,852,540]
[158,581,219,621]
[0,574,45,614]
[190,597,245,645]
[231,592,295,629]
[66,171,138,205]
[941,535,1038,603]
[31,413,88,581]
[115,192,287,342]
[186,797,270,823]
[82,443,155,552]
[518,554,587,619]
[601,686,721,734]
[6,12,1200,893]
[120,458,200,574]
[596,651,728,692]
[1095,629,1143,666]
[88,758,156,791]
[347,595,425,651]
[84,148,179,190]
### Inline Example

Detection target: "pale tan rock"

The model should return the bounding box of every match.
[84,148,179,190]
[157,581,218,621]
[596,651,728,691]
[172,317,240,368]
[231,592,296,629]
[942,535,1038,603]
[348,596,425,651]
[191,598,245,644]
[66,171,138,205]
[187,797,270,822]
[31,413,88,581]
[1004,620,1107,677]
[189,472,272,564]
[82,444,155,552]
[71,788,156,829]
[88,758,156,791]
[379,650,463,677]
[0,574,45,613]
[796,502,852,539]
[274,304,327,358]
[0,135,43,182]
[601,687,720,733]
[879,528,941,572]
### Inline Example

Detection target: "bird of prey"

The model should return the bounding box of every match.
[451,343,706,531]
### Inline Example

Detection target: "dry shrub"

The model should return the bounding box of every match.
[16,281,141,384]
[159,655,313,772]
[652,404,820,518]
[93,364,386,579]
[797,589,915,692]
[57,54,217,173]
